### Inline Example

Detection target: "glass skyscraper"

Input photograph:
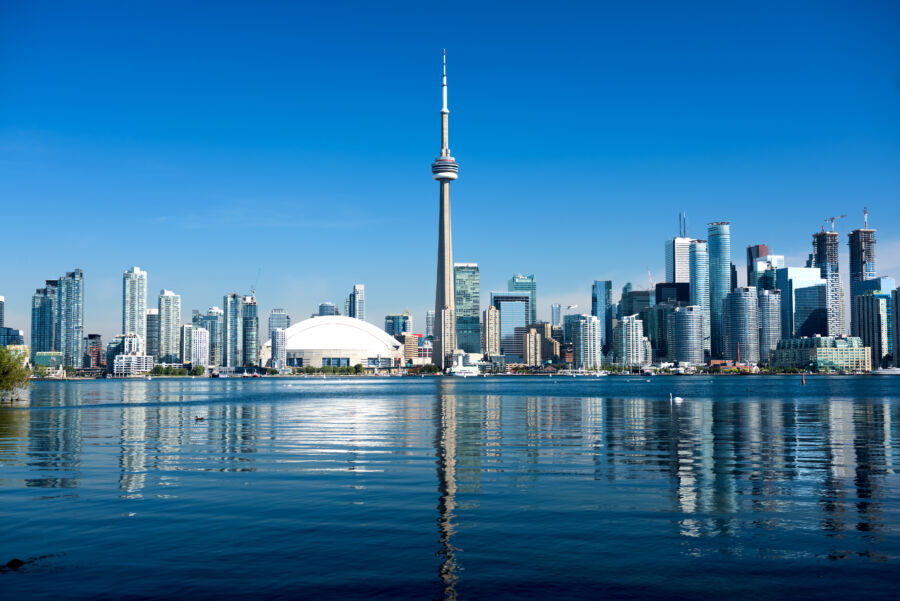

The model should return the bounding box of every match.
[345,284,365,320]
[145,308,160,359]
[665,237,692,284]
[31,280,58,361]
[707,222,731,358]
[122,266,148,344]
[201,307,223,368]
[776,267,827,338]
[550,303,561,328]
[57,269,85,368]
[723,287,759,364]
[223,293,243,368]
[491,292,530,362]
[757,289,781,365]
[268,308,291,339]
[591,280,613,352]
[508,275,537,324]
[689,240,710,356]
[848,223,877,330]
[671,305,703,365]
[454,263,481,353]
[811,230,843,336]
[384,311,413,336]
[158,289,181,363]
[242,295,258,367]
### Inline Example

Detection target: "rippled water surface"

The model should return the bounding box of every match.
[1,376,899,600]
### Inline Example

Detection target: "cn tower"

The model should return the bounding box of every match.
[432,50,459,370]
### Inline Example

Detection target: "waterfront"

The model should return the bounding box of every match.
[1,377,899,600]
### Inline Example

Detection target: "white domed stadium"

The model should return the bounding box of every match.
[262,316,403,370]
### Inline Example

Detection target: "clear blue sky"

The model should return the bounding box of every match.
[1,1,898,342]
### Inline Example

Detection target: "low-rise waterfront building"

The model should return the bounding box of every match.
[770,336,871,372]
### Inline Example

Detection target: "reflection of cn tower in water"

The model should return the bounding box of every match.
[432,50,459,370]
[434,382,458,600]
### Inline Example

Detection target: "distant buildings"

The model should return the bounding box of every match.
[345,284,365,320]
[201,307,224,367]
[771,336,870,372]
[746,244,770,288]
[223,293,243,368]
[852,292,892,369]
[689,239,710,356]
[757,289,781,365]
[31,281,58,361]
[616,314,650,367]
[454,263,481,353]
[665,237,692,284]
[572,315,603,370]
[83,333,103,368]
[776,267,827,339]
[482,305,500,356]
[551,303,561,328]
[145,308,160,360]
[491,292,530,362]
[671,306,704,365]
[317,302,340,316]
[384,310,413,336]
[848,219,877,325]
[425,310,435,339]
[591,280,613,352]
[242,295,259,367]
[192,327,210,368]
[268,308,291,339]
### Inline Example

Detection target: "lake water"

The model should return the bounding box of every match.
[1,376,899,600]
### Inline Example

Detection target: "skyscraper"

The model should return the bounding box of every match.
[201,307,223,368]
[811,229,844,336]
[665,237,692,284]
[223,293,243,368]
[432,51,459,369]
[707,222,731,358]
[180,324,193,364]
[723,287,759,365]
[242,295,258,367]
[426,310,435,339]
[271,328,286,370]
[893,289,900,368]
[158,289,181,363]
[123,266,148,344]
[671,306,704,365]
[0,295,4,328]
[776,267,827,338]
[757,289,781,365]
[852,292,890,369]
[31,280,58,361]
[572,315,603,370]
[385,311,413,336]
[746,244,770,288]
[191,327,210,368]
[550,303,561,328]
[482,305,500,356]
[491,292,530,361]
[57,269,85,368]
[508,275,537,324]
[848,211,876,283]
[317,302,339,316]
[689,239,710,356]
[145,308,159,360]
[268,308,291,339]
[850,277,896,338]
[615,314,648,367]
[749,255,785,289]
[454,263,480,353]
[346,284,365,320]
[84,334,103,368]
[591,280,613,351]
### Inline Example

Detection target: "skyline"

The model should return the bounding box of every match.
[2,2,899,343]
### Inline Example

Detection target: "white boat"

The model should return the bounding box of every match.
[449,355,480,377]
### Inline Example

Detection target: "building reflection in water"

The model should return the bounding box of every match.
[434,381,458,601]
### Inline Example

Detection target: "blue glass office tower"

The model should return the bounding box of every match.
[242,295,258,367]
[491,292,530,362]
[508,275,537,324]
[223,293,243,368]
[776,267,827,338]
[454,263,481,353]
[707,222,731,358]
[31,280,59,361]
[591,280,613,352]
[689,240,710,357]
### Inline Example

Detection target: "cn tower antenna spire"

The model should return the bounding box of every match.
[442,49,448,114]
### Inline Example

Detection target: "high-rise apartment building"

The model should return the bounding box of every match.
[723,287,759,365]
[757,289,781,365]
[893,289,900,368]
[180,324,193,364]
[853,292,890,369]
[811,230,844,336]
[56,269,84,368]
[454,263,481,353]
[707,222,731,358]
[31,280,58,361]
[689,240,710,356]
[482,305,500,356]
[191,327,210,368]
[268,309,291,339]
[850,277,896,338]
[572,315,603,370]
[671,306,704,365]
[83,334,103,368]
[222,293,243,368]
[591,280,614,351]
[491,292,530,361]
[158,289,181,363]
[345,284,365,320]
[122,266,148,344]
[776,267,827,339]
[551,303,561,328]
[665,237,692,284]
[271,328,286,370]
[242,295,258,367]
[508,275,537,324]
[615,314,649,367]
[746,244,770,288]
[145,308,160,360]
[848,217,876,284]
[201,307,224,368]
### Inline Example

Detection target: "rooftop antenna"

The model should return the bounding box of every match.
[864,207,869,229]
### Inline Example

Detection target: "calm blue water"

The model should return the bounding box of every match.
[1,376,899,600]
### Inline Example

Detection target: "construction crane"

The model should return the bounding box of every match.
[250,268,261,297]
[824,214,846,232]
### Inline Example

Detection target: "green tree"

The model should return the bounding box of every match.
[353,364,364,374]
[0,347,32,400]
[191,365,206,376]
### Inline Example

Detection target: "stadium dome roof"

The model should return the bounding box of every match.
[264,315,402,355]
